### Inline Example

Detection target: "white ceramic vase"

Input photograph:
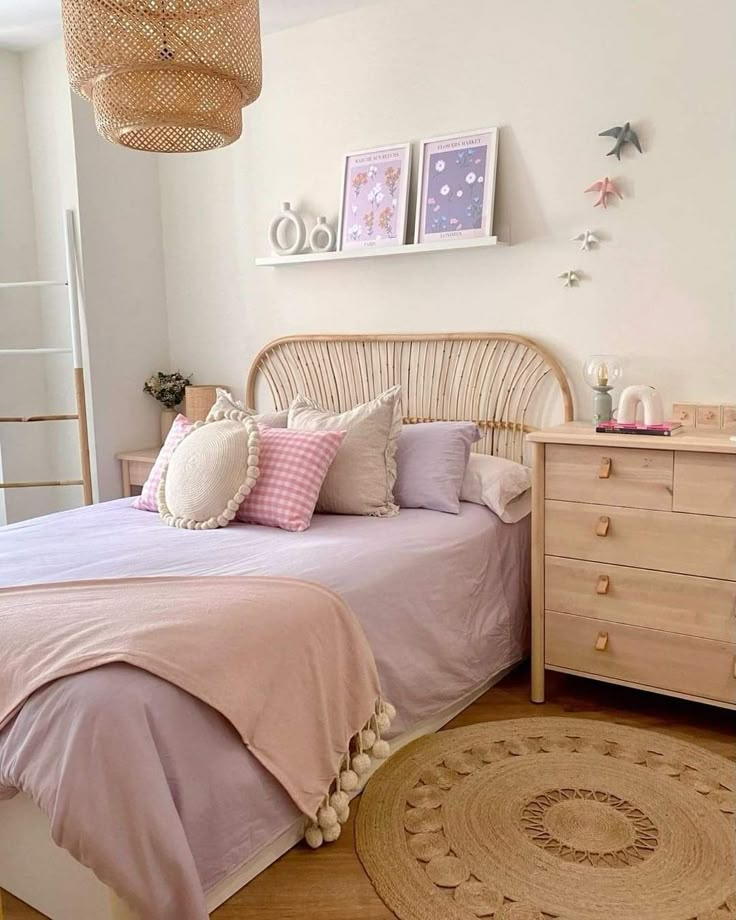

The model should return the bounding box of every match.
[268,202,307,256]
[309,216,336,253]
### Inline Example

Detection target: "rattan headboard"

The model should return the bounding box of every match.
[246,333,573,463]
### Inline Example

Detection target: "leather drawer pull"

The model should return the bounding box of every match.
[595,632,609,652]
[733,656,736,679]
[599,457,612,479]
[596,516,611,537]
[596,575,610,595]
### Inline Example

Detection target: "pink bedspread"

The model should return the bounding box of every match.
[0,500,529,919]
[0,576,382,820]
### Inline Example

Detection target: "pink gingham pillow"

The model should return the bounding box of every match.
[132,414,193,511]
[237,427,345,532]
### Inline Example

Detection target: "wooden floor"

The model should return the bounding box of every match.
[5,665,735,920]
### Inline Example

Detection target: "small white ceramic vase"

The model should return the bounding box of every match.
[268,202,307,256]
[309,216,336,253]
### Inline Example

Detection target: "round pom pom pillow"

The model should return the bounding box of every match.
[158,409,260,530]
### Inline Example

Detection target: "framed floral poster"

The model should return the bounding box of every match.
[338,143,411,251]
[414,129,498,244]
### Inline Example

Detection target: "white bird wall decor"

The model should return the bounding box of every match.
[571,230,599,251]
[558,270,581,288]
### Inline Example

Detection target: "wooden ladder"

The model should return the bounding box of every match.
[0,210,93,510]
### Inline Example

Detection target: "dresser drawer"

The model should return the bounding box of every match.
[673,452,736,518]
[545,500,736,580]
[545,556,736,642]
[545,610,736,705]
[545,444,673,510]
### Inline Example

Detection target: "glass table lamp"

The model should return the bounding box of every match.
[583,355,623,424]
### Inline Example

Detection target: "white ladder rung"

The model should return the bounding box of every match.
[0,347,72,355]
[0,280,68,289]
[0,414,78,423]
[0,479,83,489]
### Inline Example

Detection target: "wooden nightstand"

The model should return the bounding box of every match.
[116,447,159,497]
[527,422,736,709]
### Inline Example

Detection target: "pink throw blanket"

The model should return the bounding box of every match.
[0,575,387,823]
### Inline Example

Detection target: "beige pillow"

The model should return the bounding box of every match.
[288,386,402,516]
[158,411,260,530]
[207,388,288,428]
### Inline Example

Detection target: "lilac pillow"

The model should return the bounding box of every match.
[393,422,482,513]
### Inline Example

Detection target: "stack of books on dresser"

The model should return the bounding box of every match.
[595,421,684,437]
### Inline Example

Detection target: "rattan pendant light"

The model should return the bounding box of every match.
[61,1,262,153]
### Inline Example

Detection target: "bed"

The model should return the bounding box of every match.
[0,333,572,920]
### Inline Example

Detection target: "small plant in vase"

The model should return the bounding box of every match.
[143,371,192,443]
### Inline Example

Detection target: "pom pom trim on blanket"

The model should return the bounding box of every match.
[305,698,395,848]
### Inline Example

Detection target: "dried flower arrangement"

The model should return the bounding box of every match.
[143,371,193,410]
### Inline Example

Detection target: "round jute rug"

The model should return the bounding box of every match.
[355,718,736,920]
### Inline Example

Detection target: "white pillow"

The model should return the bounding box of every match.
[206,388,289,428]
[460,453,532,523]
[493,489,531,524]
[158,411,260,530]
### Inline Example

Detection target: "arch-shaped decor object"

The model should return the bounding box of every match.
[246,333,573,463]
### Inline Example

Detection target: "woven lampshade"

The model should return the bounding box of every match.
[61,1,262,153]
[184,385,225,422]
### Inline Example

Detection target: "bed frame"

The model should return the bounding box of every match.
[247,332,573,463]
[0,333,572,920]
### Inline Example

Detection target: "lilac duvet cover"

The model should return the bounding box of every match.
[0,500,529,919]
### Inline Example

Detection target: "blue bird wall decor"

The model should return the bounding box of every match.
[599,122,642,160]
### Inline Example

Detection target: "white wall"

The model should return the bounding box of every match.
[23,41,171,505]
[22,40,85,515]
[0,50,49,523]
[5,40,171,515]
[70,89,171,500]
[159,0,736,416]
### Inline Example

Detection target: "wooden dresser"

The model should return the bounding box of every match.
[528,422,736,709]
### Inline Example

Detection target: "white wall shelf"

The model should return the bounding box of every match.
[255,235,501,267]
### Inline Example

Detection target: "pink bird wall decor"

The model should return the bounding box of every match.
[585,177,623,208]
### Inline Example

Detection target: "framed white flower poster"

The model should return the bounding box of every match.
[338,143,411,251]
[415,129,498,244]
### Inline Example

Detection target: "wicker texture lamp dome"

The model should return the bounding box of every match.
[61,0,262,153]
